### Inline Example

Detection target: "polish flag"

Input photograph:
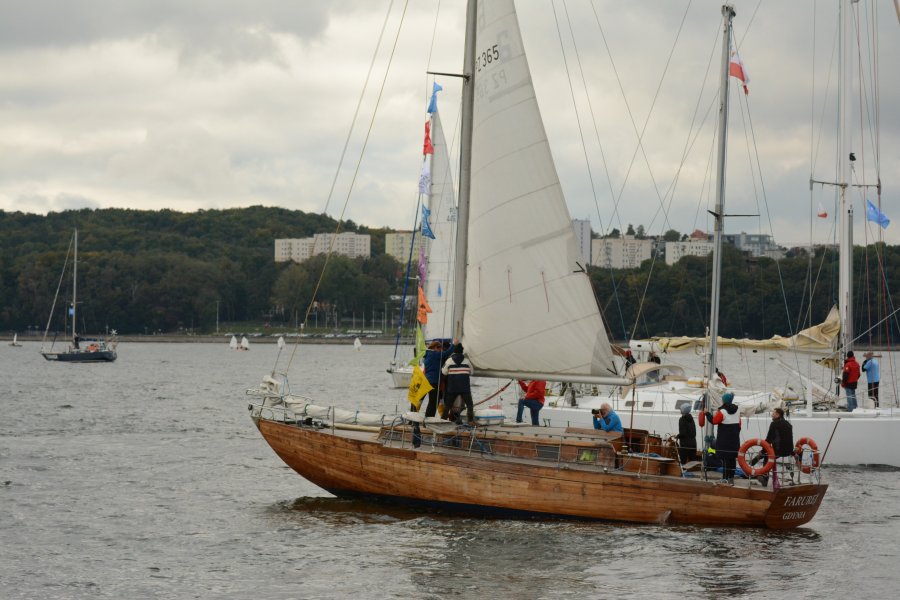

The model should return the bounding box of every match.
[817,203,828,218]
[729,48,750,95]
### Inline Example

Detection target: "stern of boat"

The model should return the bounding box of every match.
[764,484,828,528]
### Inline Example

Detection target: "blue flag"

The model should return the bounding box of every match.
[421,206,436,239]
[68,306,75,316]
[437,283,442,297]
[866,200,890,229]
[427,82,443,113]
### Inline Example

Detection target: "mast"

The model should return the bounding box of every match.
[73,228,78,344]
[837,0,853,357]
[451,0,476,342]
[706,5,735,386]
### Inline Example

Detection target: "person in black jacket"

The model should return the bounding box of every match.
[764,407,794,487]
[441,343,474,425]
[675,403,697,464]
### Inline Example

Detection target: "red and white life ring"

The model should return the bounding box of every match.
[795,437,820,473]
[737,438,776,476]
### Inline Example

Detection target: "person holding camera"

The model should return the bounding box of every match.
[592,403,623,433]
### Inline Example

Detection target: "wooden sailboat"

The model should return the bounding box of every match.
[40,229,117,363]
[249,1,826,528]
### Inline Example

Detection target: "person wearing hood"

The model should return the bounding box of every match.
[675,403,697,464]
[441,343,474,424]
[704,391,741,484]
[422,339,454,417]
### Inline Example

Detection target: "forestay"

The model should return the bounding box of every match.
[461,0,618,380]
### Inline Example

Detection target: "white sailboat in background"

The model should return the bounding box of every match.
[9,333,22,347]
[229,335,238,350]
[353,337,362,351]
[540,0,900,466]
[240,336,250,351]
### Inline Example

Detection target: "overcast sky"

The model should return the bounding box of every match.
[1,0,897,246]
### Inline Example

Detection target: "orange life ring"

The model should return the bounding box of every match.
[737,438,776,476]
[795,437,820,473]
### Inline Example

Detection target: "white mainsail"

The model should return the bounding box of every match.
[422,109,457,341]
[460,0,618,379]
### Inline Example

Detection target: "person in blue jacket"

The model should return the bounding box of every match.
[421,339,454,417]
[592,403,623,433]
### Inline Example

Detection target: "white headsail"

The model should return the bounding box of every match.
[422,109,457,341]
[458,0,619,381]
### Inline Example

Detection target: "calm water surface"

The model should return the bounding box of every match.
[2,342,898,599]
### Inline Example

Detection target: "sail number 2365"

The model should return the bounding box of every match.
[476,45,500,71]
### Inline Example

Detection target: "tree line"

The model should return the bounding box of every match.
[2,207,898,342]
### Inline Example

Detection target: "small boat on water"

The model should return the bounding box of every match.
[248,1,827,528]
[40,229,117,363]
[9,333,22,347]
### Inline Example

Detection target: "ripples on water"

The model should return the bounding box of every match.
[1,342,898,599]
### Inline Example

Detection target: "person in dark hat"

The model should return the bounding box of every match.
[441,342,474,424]
[841,350,861,411]
[675,403,697,464]
[704,391,741,484]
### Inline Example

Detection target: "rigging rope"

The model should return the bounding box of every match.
[283,0,410,375]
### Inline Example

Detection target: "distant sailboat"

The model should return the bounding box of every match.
[40,229,117,363]
[240,336,250,351]
[9,333,22,347]
[353,337,362,351]
[229,335,238,350]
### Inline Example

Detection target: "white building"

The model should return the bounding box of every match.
[571,219,592,265]
[275,232,371,263]
[591,235,653,269]
[723,232,784,259]
[665,231,714,266]
[384,231,426,263]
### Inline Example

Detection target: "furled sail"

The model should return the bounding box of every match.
[649,306,840,352]
[462,0,618,379]
[422,110,456,341]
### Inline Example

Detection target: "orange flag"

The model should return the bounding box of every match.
[417,285,432,324]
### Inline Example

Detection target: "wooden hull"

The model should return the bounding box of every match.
[254,419,826,529]
[41,350,117,362]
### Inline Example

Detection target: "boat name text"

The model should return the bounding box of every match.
[784,494,820,508]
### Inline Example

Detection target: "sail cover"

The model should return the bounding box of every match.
[463,0,617,378]
[423,110,456,341]
[649,306,841,352]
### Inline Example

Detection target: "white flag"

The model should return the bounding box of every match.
[418,160,431,194]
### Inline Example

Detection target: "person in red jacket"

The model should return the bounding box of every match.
[842,350,861,411]
[516,379,547,425]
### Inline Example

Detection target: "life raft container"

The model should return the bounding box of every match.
[737,438,776,476]
[794,437,820,473]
